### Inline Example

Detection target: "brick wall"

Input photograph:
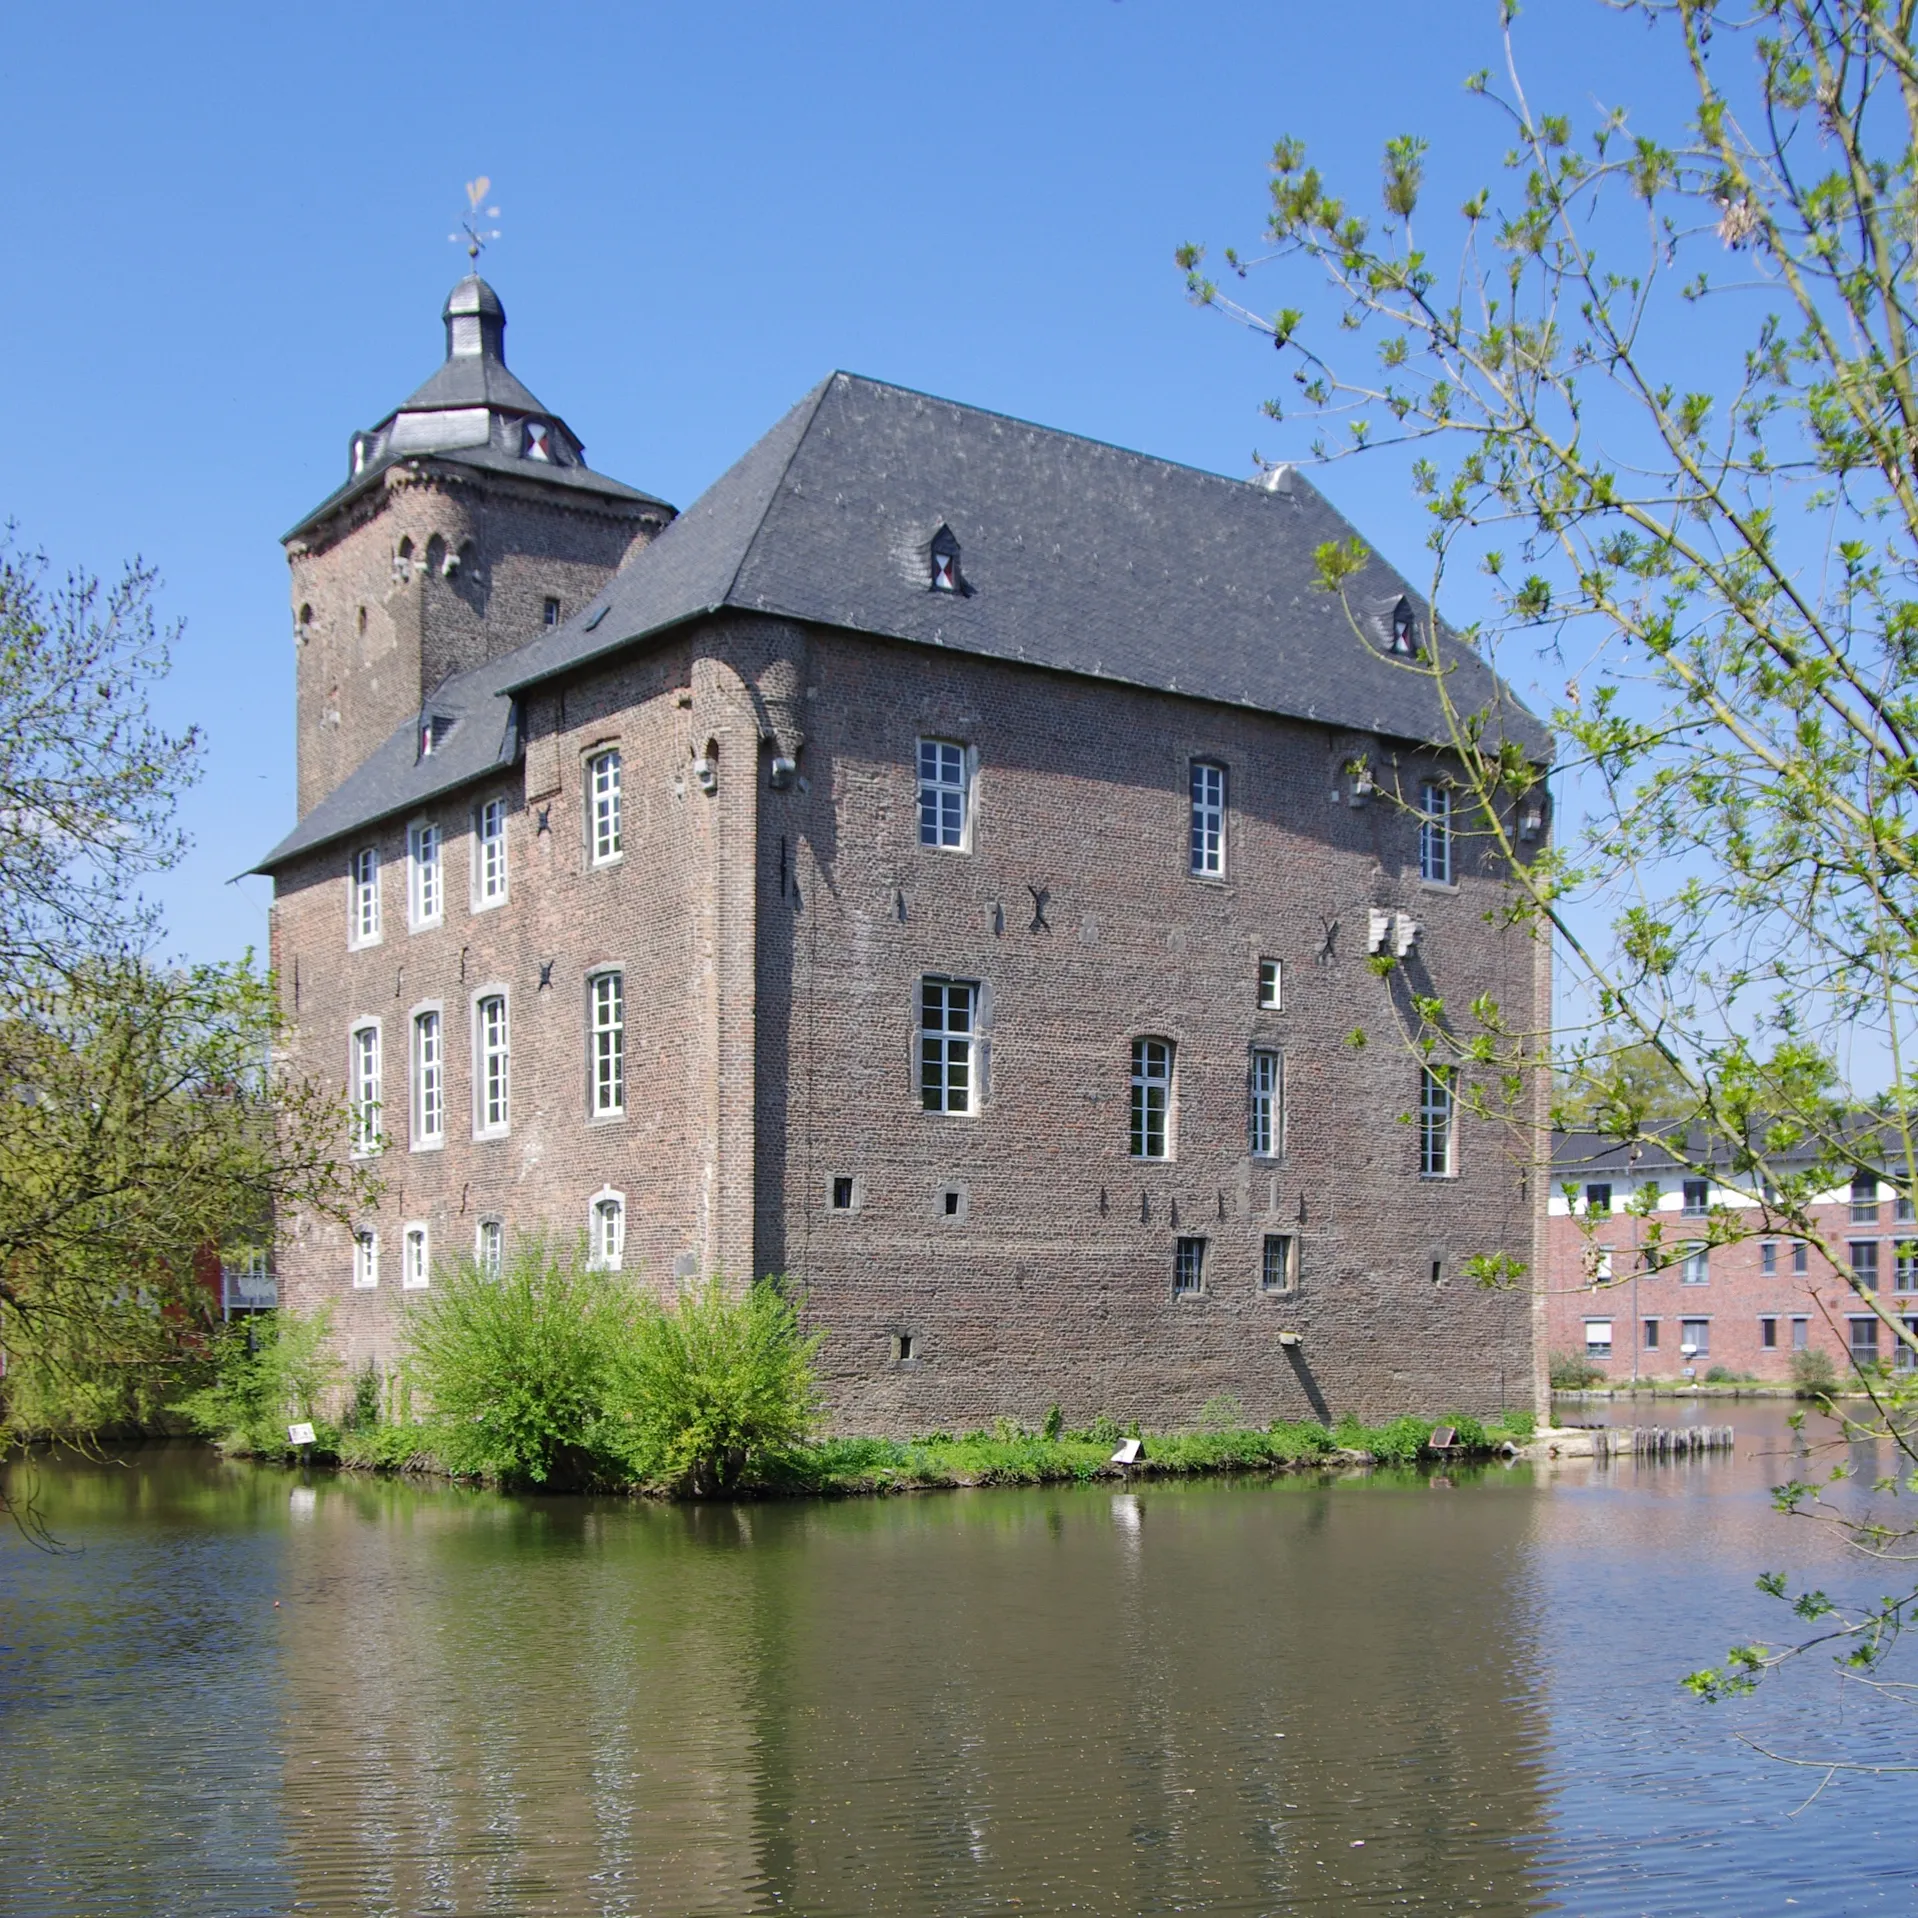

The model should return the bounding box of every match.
[271,609,1548,1427]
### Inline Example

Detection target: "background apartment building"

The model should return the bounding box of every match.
[258,275,1552,1431]
[1547,1132,1913,1381]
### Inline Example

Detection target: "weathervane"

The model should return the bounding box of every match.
[451,177,501,264]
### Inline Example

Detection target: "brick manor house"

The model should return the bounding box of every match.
[257,275,1551,1430]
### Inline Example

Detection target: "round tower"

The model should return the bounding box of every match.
[282,276,672,819]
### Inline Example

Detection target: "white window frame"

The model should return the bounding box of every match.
[919,977,978,1115]
[917,738,971,851]
[1418,1065,1456,1179]
[402,1221,430,1291]
[1189,761,1226,877]
[475,1217,504,1279]
[407,819,443,929]
[588,1188,626,1271]
[349,1022,383,1158]
[1257,957,1282,1010]
[472,797,508,909]
[474,991,510,1137]
[1418,782,1454,885]
[411,1007,444,1149]
[352,1227,379,1290]
[1682,1244,1711,1285]
[1249,1048,1282,1159]
[349,847,382,948]
[587,748,623,866]
[589,970,625,1118]
[1130,1037,1174,1160]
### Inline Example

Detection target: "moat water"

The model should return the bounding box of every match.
[2,1403,1913,1917]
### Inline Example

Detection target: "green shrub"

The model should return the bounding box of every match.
[1493,1408,1538,1443]
[171,1309,340,1457]
[1549,1350,1606,1390]
[1790,1347,1839,1396]
[405,1238,632,1487]
[1043,1402,1065,1441]
[599,1274,823,1495]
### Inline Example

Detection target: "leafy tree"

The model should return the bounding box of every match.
[0,539,367,1500]
[1180,0,1918,1742]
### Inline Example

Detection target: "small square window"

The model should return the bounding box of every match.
[1585,1183,1612,1216]
[1173,1237,1207,1295]
[1261,1234,1297,1293]
[1258,957,1282,1010]
[831,1176,855,1211]
[943,1188,961,1216]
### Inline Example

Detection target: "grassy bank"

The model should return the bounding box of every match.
[328,1408,1541,1497]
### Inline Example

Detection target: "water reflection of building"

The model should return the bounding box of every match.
[274,1474,1552,1913]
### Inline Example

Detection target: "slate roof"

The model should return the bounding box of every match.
[257,371,1550,873]
[283,276,671,544]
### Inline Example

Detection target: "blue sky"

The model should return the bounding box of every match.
[1,2,1697,965]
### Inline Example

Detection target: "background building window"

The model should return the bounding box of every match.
[1173,1237,1207,1294]
[1418,1066,1456,1178]
[1584,1318,1613,1357]
[1681,1245,1710,1285]
[1898,1192,1916,1225]
[1643,1318,1660,1349]
[402,1223,430,1291]
[1760,1240,1777,1275]
[917,739,969,849]
[1418,783,1453,884]
[411,1010,443,1147]
[1761,1316,1778,1348]
[1258,957,1282,1009]
[475,1218,503,1279]
[1792,1240,1810,1275]
[1585,1183,1612,1215]
[352,1228,379,1290]
[1853,1173,1881,1223]
[350,847,381,945]
[476,994,509,1135]
[1261,1234,1297,1292]
[588,749,623,864]
[1850,1316,1880,1362]
[1130,1037,1174,1158]
[1791,1316,1810,1350]
[1189,761,1226,876]
[1900,1318,1918,1373]
[919,977,978,1113]
[1681,1178,1710,1216]
[350,1024,382,1157]
[1249,1049,1282,1158]
[1679,1318,1710,1358]
[1897,1241,1918,1292]
[590,973,625,1117]
[408,820,442,927]
[589,1191,625,1270]
[1850,1239,1880,1289]
[473,798,508,906]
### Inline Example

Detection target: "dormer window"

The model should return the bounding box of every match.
[929,525,964,594]
[420,714,455,758]
[523,420,553,463]
[1390,597,1418,656]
